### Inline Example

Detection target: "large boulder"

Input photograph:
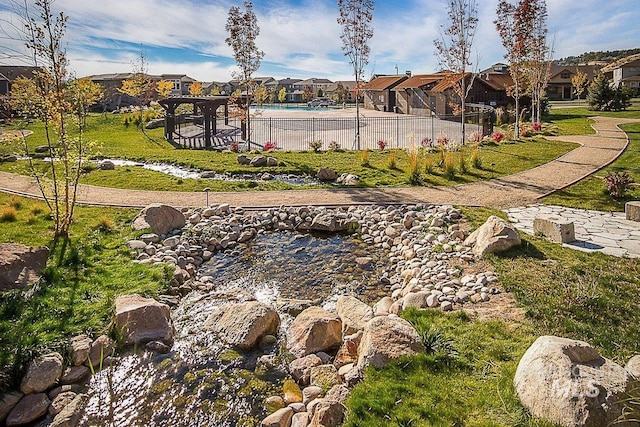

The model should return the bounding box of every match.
[250,155,267,167]
[261,407,294,427]
[115,294,174,347]
[316,168,338,181]
[131,204,185,235]
[514,335,634,427]
[463,215,521,257]
[20,352,64,394]
[336,296,373,335]
[50,393,88,427]
[0,392,23,423]
[0,243,49,291]
[287,307,342,358]
[69,335,92,366]
[309,400,346,427]
[356,316,424,370]
[5,393,50,427]
[204,301,280,350]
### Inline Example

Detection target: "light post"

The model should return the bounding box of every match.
[203,187,211,206]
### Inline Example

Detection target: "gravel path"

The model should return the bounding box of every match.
[1,116,638,209]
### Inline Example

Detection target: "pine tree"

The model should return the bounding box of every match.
[586,74,614,111]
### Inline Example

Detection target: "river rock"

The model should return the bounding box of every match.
[48,391,76,416]
[290,354,323,385]
[514,335,634,427]
[287,307,342,358]
[402,291,429,310]
[85,335,115,369]
[115,294,174,346]
[0,392,22,423]
[132,204,186,235]
[324,384,350,404]
[60,366,90,385]
[276,298,314,317]
[310,214,337,232]
[463,216,521,257]
[0,243,50,291]
[266,156,278,167]
[98,160,115,170]
[250,155,267,167]
[261,407,294,427]
[20,352,63,394]
[69,335,92,366]
[333,339,358,368]
[316,168,338,181]
[336,173,359,186]
[49,394,88,427]
[373,297,394,316]
[291,412,310,427]
[336,295,373,335]
[6,393,50,427]
[356,316,424,370]
[309,400,345,427]
[237,154,251,165]
[204,301,280,350]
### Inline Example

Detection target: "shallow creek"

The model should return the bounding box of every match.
[80,232,388,426]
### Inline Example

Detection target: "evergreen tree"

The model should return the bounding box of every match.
[586,74,614,111]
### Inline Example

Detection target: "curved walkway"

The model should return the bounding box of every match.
[0,116,638,209]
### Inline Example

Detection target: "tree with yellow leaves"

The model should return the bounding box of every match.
[157,80,174,98]
[189,81,203,96]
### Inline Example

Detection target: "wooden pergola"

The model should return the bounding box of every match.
[158,96,235,149]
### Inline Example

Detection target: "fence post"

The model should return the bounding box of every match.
[269,117,272,144]
[312,117,315,143]
[396,116,399,149]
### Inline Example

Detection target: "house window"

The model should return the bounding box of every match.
[378,95,385,103]
[170,80,181,91]
[631,82,638,88]
[561,72,570,79]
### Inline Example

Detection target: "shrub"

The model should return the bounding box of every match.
[328,141,341,151]
[443,152,456,180]
[377,140,387,150]
[387,151,397,169]
[407,148,421,185]
[0,206,18,222]
[604,171,634,198]
[457,152,467,174]
[309,140,322,152]
[360,149,370,166]
[491,131,504,143]
[424,156,434,174]
[520,128,532,138]
[94,215,114,233]
[470,148,482,169]
[8,198,22,210]
[263,141,277,151]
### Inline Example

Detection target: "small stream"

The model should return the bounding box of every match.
[80,232,388,426]
[94,159,320,186]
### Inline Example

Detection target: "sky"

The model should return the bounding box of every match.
[0,0,638,83]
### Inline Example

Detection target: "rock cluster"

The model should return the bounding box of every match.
[237,154,279,167]
[127,204,501,314]
[0,334,111,427]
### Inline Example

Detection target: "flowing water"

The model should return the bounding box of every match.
[80,232,388,426]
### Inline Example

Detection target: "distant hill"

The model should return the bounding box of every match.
[555,48,640,66]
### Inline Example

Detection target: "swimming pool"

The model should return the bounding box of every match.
[250,104,341,112]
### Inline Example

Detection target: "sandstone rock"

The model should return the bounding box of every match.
[290,354,323,385]
[291,412,310,427]
[131,204,186,235]
[373,297,394,316]
[0,243,49,291]
[463,216,521,257]
[6,393,50,427]
[238,154,251,165]
[48,391,76,416]
[309,400,346,427]
[302,385,323,405]
[69,335,92,366]
[204,301,280,350]
[250,155,267,167]
[316,168,338,181]
[514,335,634,427]
[357,316,424,370]
[20,352,63,394]
[287,307,342,358]
[0,392,22,423]
[336,295,373,335]
[85,335,115,369]
[49,394,88,427]
[60,366,90,385]
[324,384,350,404]
[261,407,294,427]
[310,364,341,390]
[276,298,314,317]
[115,294,174,346]
[333,340,358,369]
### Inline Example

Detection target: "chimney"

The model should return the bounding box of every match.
[405,70,412,77]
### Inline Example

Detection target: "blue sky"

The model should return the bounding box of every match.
[1,0,639,82]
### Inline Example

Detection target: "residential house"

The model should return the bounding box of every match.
[602,54,640,95]
[362,75,409,112]
[324,81,358,103]
[392,74,447,115]
[293,78,334,102]
[0,66,41,95]
[273,78,302,102]
[547,64,600,100]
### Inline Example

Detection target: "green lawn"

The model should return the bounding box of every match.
[1,114,577,191]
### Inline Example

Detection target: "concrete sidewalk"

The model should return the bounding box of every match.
[1,116,638,209]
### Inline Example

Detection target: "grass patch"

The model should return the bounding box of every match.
[543,122,640,211]
[1,114,577,191]
[0,193,171,390]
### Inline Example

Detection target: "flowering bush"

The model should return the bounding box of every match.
[309,140,322,152]
[604,171,634,198]
[421,137,433,149]
[328,141,341,151]
[520,128,531,138]
[436,134,450,146]
[491,131,504,143]
[263,141,277,151]
[230,141,239,152]
[532,122,542,132]
[468,131,482,144]
[377,140,387,150]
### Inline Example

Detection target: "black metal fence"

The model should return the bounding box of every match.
[224,112,491,151]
